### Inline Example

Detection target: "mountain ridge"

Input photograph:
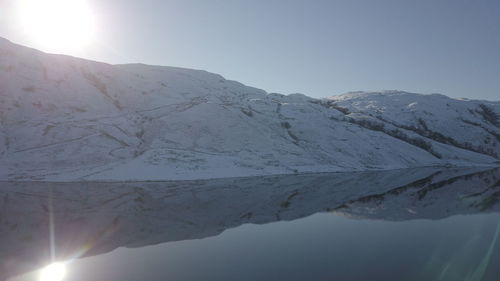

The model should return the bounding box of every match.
[0,37,498,181]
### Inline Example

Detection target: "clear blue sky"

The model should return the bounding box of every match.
[1,0,499,100]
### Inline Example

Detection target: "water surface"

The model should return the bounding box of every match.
[2,167,499,281]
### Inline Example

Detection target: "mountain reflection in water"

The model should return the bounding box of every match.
[1,167,499,281]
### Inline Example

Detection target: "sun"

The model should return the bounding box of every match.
[18,0,96,53]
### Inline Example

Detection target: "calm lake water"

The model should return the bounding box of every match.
[2,167,499,281]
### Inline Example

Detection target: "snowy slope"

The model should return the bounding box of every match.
[0,37,498,181]
[329,91,500,159]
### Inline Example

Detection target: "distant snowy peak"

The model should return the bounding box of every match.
[0,37,498,181]
[328,91,500,159]
[330,90,499,107]
[332,90,449,99]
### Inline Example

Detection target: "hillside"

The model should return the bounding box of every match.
[0,37,498,181]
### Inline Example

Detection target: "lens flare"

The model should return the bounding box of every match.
[39,262,67,281]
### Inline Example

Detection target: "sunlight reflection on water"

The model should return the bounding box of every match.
[39,262,67,281]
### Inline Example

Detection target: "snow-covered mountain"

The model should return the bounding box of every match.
[330,91,500,159]
[0,37,498,181]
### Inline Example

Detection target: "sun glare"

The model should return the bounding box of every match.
[18,0,96,53]
[38,262,67,281]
